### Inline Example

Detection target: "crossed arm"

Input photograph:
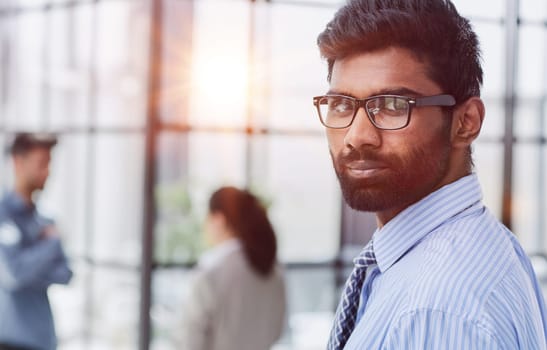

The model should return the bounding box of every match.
[0,234,72,291]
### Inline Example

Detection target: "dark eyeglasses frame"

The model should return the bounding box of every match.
[312,94,457,130]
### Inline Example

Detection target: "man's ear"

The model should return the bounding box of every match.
[451,97,485,148]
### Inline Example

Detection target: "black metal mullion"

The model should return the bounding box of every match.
[502,0,520,230]
[140,0,163,349]
[245,0,256,188]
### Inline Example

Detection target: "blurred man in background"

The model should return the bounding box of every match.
[0,133,72,350]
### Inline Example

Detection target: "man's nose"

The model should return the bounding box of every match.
[343,107,381,150]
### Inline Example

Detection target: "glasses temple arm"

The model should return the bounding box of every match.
[415,94,456,107]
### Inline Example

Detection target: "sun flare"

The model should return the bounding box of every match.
[189,54,250,127]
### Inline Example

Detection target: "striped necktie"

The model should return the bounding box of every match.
[327,240,376,350]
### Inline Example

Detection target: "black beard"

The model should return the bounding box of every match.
[336,170,407,212]
[330,143,451,213]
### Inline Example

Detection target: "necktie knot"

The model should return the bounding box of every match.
[353,242,376,268]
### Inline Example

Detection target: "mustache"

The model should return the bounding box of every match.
[335,147,389,166]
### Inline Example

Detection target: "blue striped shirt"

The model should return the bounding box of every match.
[344,174,547,349]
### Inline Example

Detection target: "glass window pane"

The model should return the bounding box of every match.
[187,1,250,128]
[5,12,46,129]
[515,101,544,139]
[156,133,199,264]
[474,23,505,99]
[39,134,90,258]
[521,0,547,22]
[50,261,88,349]
[282,267,336,348]
[543,100,547,138]
[89,267,139,350]
[253,135,340,262]
[95,0,149,128]
[187,131,247,190]
[541,145,547,253]
[8,0,48,10]
[48,9,70,79]
[92,133,144,265]
[517,25,546,99]
[0,133,9,195]
[474,143,504,220]
[48,9,71,127]
[451,0,505,19]
[150,269,192,350]
[74,3,94,71]
[0,16,12,121]
[267,3,335,131]
[159,0,193,125]
[480,100,505,140]
[513,143,543,252]
[48,6,92,128]
[156,132,189,187]
[515,25,546,139]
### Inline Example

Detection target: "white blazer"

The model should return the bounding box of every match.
[176,239,286,350]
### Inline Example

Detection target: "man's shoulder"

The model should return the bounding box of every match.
[400,215,532,318]
[0,195,10,216]
[0,196,19,243]
[0,220,22,247]
[0,193,23,219]
[391,249,544,348]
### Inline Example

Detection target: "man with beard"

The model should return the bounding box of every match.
[0,133,72,350]
[313,1,547,349]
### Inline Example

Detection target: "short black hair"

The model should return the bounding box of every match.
[317,0,483,103]
[9,132,58,156]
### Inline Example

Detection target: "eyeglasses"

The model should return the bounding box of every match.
[312,94,456,130]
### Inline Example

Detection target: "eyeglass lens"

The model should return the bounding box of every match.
[318,96,410,129]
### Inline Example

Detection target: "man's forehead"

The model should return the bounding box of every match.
[16,147,52,159]
[329,48,440,97]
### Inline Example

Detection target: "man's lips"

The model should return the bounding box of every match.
[344,160,388,178]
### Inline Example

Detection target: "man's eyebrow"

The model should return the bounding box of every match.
[372,87,425,97]
[326,89,358,98]
[326,87,427,98]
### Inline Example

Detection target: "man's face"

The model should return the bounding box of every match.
[15,147,52,191]
[327,47,455,224]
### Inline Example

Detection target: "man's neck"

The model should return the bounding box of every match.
[14,182,34,206]
[375,171,473,228]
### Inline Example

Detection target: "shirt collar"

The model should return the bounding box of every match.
[372,173,483,273]
[198,238,242,269]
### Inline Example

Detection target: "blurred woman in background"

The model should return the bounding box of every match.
[176,186,286,350]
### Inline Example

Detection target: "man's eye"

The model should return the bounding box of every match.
[329,99,351,113]
[383,97,406,110]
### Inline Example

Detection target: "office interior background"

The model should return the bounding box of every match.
[0,0,546,349]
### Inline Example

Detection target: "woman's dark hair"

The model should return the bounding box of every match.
[209,186,277,277]
[317,0,483,104]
